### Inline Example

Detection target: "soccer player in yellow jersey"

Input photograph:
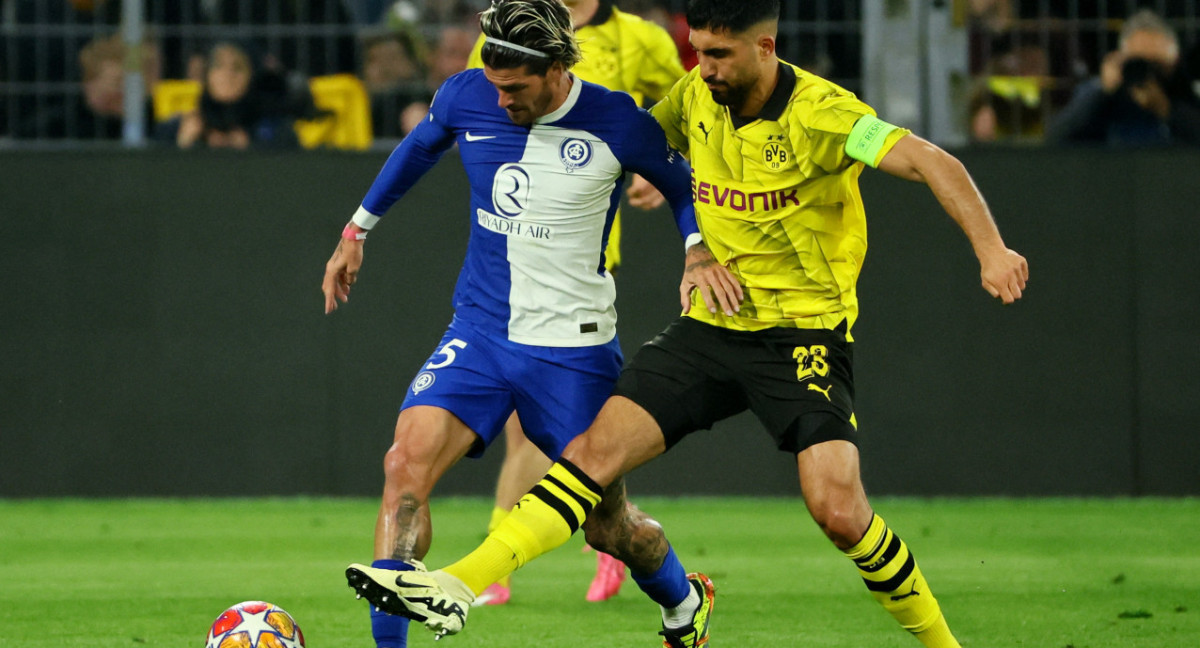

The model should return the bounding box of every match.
[465,0,688,606]
[384,1,1028,646]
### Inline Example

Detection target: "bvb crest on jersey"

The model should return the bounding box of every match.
[762,141,789,170]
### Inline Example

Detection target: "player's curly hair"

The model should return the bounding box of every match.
[686,0,780,34]
[479,0,582,75]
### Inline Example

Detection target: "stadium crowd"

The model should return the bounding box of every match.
[0,0,696,146]
[1,0,1198,147]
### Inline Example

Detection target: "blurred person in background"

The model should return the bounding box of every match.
[360,28,432,138]
[0,0,201,139]
[968,0,1014,34]
[461,0,687,607]
[1047,9,1200,146]
[430,24,478,88]
[622,0,698,69]
[387,24,478,135]
[163,41,315,149]
[12,32,159,140]
[967,42,1049,143]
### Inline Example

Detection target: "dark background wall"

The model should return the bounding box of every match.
[1,149,1196,498]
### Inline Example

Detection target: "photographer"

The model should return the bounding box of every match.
[1048,9,1200,146]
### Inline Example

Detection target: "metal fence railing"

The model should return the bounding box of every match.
[0,0,854,147]
[2,1,1197,148]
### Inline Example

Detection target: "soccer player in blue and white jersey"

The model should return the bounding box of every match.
[376,2,1029,648]
[321,1,738,646]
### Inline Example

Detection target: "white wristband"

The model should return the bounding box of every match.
[684,233,703,250]
[352,205,382,230]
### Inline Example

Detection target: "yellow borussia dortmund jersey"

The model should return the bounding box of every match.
[652,62,909,335]
[468,3,686,271]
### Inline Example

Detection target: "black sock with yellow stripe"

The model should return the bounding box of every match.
[844,514,961,648]
[445,459,602,595]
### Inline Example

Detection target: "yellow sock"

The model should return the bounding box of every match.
[486,506,512,588]
[487,506,511,533]
[446,460,602,595]
[844,514,961,648]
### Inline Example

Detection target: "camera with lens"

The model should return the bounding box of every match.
[1119,56,1198,104]
[1120,57,1167,88]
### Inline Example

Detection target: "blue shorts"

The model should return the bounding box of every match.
[401,318,623,459]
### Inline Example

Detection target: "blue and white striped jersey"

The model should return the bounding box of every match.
[354,69,698,347]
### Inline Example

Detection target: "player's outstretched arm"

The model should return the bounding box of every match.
[876,134,1029,304]
[322,223,366,314]
[680,241,743,315]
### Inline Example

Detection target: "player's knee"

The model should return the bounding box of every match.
[807,494,870,548]
[382,442,407,475]
[561,434,625,487]
[382,442,435,492]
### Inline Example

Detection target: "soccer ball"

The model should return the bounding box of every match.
[204,601,306,648]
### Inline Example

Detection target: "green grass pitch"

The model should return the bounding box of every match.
[1,497,1197,647]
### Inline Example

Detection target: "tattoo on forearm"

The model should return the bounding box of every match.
[685,258,716,273]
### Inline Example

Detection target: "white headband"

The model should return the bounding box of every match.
[484,36,549,59]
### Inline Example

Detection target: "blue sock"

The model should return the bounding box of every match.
[369,559,412,648]
[630,545,691,608]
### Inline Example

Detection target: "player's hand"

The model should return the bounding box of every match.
[979,248,1028,305]
[680,242,743,316]
[322,236,365,314]
[625,174,666,210]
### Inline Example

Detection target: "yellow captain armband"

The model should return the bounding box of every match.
[845,115,900,168]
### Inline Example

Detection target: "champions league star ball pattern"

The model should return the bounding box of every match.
[205,601,306,648]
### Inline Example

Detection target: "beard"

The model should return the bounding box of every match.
[505,107,533,125]
[706,79,752,110]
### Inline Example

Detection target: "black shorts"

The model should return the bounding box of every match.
[612,317,857,454]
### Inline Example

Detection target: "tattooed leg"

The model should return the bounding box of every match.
[582,477,669,573]
[374,406,477,561]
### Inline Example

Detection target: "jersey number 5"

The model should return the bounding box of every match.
[792,345,829,382]
[426,339,468,369]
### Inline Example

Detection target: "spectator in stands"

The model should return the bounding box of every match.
[386,24,476,136]
[80,34,161,135]
[968,43,1049,143]
[968,0,1014,34]
[360,29,431,138]
[164,41,315,149]
[1047,9,1200,146]
[428,24,477,88]
[9,32,159,140]
[622,0,697,69]
[1,0,201,138]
